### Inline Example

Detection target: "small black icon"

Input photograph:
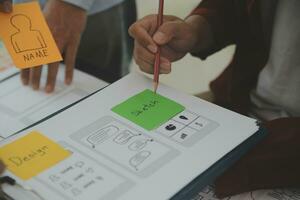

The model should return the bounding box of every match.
[180,133,188,139]
[165,124,176,131]
[179,115,188,120]
[195,122,204,127]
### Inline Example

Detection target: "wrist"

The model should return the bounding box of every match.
[47,0,87,12]
[185,15,214,54]
[44,0,87,33]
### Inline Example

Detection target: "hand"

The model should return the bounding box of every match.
[20,0,87,93]
[0,0,12,13]
[128,14,213,74]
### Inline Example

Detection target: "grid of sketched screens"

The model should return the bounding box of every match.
[156,110,219,147]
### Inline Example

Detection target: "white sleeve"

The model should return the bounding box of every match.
[61,0,96,11]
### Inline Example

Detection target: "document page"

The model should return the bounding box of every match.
[0,40,19,81]
[0,66,108,138]
[0,73,260,200]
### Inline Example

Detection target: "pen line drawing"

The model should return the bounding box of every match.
[10,14,47,53]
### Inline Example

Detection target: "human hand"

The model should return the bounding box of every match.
[129,14,213,74]
[20,0,87,93]
[0,0,12,13]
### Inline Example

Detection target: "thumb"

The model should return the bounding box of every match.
[153,21,181,45]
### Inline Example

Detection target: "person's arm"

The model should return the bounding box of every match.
[0,0,12,13]
[188,0,239,59]
[214,117,300,198]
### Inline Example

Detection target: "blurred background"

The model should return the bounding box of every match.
[130,0,235,95]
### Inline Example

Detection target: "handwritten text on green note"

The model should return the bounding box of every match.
[111,89,185,130]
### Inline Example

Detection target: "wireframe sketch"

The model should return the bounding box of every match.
[10,14,47,53]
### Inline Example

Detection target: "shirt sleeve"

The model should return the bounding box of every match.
[214,117,300,198]
[61,0,96,11]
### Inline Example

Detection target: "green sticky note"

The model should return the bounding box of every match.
[112,89,185,131]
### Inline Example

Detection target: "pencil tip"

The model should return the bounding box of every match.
[153,82,158,94]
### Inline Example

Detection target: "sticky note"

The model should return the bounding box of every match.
[0,2,62,69]
[112,89,185,130]
[0,131,71,180]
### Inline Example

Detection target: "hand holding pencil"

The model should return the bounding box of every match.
[129,2,208,88]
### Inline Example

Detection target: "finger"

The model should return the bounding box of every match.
[134,53,153,74]
[0,0,12,13]
[135,55,171,75]
[0,160,5,174]
[20,68,30,85]
[153,21,183,45]
[30,66,42,90]
[45,62,59,93]
[134,42,155,65]
[135,42,171,71]
[129,21,158,54]
[160,45,185,62]
[64,36,80,85]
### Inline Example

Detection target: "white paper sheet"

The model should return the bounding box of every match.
[192,185,300,200]
[0,41,19,81]
[0,65,108,138]
[0,73,261,200]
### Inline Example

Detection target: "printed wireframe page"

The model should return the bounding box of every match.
[0,40,18,81]
[0,73,261,200]
[0,65,108,138]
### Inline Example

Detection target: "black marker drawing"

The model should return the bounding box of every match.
[10,14,47,53]
[129,151,151,171]
[128,138,154,151]
[113,130,141,145]
[86,125,119,148]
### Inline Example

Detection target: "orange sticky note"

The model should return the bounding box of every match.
[0,131,71,180]
[0,2,62,69]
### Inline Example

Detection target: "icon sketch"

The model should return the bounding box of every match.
[10,14,47,53]
[113,130,141,145]
[129,151,151,171]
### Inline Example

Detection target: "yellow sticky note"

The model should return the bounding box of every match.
[0,131,71,180]
[0,2,62,69]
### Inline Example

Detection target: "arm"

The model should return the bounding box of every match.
[215,117,300,198]
[188,0,240,58]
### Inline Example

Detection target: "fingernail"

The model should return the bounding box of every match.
[65,78,72,85]
[32,84,39,90]
[161,59,171,69]
[160,68,171,74]
[153,32,166,43]
[45,86,53,93]
[147,45,157,53]
[3,1,12,13]
[21,79,29,85]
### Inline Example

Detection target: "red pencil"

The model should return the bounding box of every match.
[153,0,164,93]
